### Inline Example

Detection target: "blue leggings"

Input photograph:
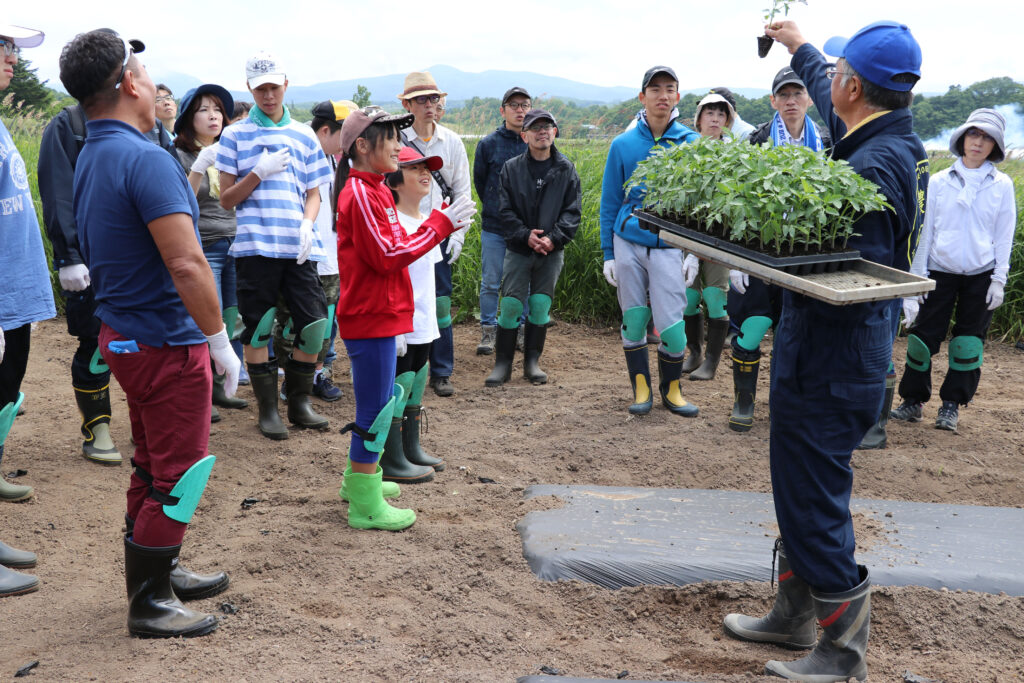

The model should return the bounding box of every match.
[343,337,397,464]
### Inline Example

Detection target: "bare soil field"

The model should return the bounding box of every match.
[3,317,1023,682]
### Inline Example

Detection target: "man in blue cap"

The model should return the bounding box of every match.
[721,20,928,682]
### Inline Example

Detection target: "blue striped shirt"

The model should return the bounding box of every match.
[216,120,331,260]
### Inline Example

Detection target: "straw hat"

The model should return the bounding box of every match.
[397,71,447,100]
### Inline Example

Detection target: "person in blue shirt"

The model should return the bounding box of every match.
[599,66,701,419]
[59,29,240,638]
[722,20,928,681]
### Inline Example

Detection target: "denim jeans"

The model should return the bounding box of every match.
[202,237,237,311]
[479,230,507,327]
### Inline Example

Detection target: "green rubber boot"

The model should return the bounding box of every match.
[339,459,400,501]
[345,466,416,531]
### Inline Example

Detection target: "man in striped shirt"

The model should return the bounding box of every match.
[216,51,332,440]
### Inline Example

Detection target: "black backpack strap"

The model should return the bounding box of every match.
[403,137,454,204]
[67,104,88,159]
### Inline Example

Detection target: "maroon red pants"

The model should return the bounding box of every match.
[99,324,211,547]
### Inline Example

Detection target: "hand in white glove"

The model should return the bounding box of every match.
[252,148,291,180]
[59,264,91,292]
[206,327,240,397]
[296,218,315,265]
[0,326,5,364]
[446,232,465,264]
[603,259,617,287]
[730,269,749,294]
[902,298,920,327]
[440,195,476,232]
[986,280,1005,310]
[191,143,220,175]
[395,334,407,357]
[682,254,700,288]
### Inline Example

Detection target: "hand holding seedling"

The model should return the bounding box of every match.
[765,20,807,55]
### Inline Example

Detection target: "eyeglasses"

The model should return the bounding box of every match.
[773,90,807,101]
[824,65,852,81]
[155,95,173,103]
[0,39,21,58]
[410,94,441,105]
[503,102,532,111]
[526,123,554,133]
[114,37,133,90]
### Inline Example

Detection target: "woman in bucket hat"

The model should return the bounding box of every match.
[891,108,1016,433]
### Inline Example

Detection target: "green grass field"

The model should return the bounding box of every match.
[5,105,1023,340]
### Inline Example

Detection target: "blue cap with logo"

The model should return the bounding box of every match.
[823,20,921,92]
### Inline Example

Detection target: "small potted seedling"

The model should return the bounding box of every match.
[759,0,807,57]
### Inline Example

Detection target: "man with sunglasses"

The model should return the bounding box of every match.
[721,21,928,681]
[399,71,471,397]
[58,28,240,638]
[472,86,531,355]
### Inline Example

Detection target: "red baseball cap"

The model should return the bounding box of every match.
[397,146,442,172]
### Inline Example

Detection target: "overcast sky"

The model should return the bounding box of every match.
[9,0,1023,97]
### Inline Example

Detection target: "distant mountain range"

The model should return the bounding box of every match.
[156,64,772,107]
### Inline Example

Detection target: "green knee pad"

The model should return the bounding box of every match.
[394,371,416,414]
[658,319,687,354]
[324,304,336,341]
[702,286,727,319]
[407,363,429,407]
[498,297,524,330]
[949,335,983,371]
[296,318,328,354]
[906,334,931,372]
[0,392,25,445]
[737,316,772,352]
[684,288,702,316]
[222,306,238,340]
[88,347,109,375]
[527,294,552,326]
[621,306,652,343]
[250,307,277,348]
[436,296,452,329]
[361,386,402,454]
[162,455,216,524]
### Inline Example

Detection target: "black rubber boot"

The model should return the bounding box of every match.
[729,341,761,433]
[73,384,122,464]
[248,362,288,440]
[765,565,871,682]
[680,312,704,373]
[624,345,653,415]
[657,350,699,417]
[485,326,518,387]
[403,405,444,472]
[285,357,329,430]
[723,539,817,649]
[123,535,218,638]
[522,323,548,385]
[690,317,729,381]
[380,417,434,484]
[212,372,247,410]
[125,517,228,601]
[857,372,895,449]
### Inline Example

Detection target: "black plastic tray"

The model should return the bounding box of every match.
[636,210,860,275]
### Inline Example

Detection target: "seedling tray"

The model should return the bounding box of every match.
[655,230,935,306]
[637,210,861,275]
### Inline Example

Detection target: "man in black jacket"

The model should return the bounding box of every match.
[485,109,580,387]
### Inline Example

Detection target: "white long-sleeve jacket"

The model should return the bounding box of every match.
[910,159,1016,284]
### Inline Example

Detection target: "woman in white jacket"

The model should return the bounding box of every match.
[891,108,1016,433]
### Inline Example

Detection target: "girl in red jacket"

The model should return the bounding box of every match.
[333,107,475,530]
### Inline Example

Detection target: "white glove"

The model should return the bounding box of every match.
[986,280,1005,310]
[252,148,291,180]
[902,298,919,327]
[296,218,315,265]
[446,232,465,264]
[395,334,407,357]
[729,269,749,294]
[59,264,91,292]
[0,326,5,364]
[206,327,240,398]
[440,195,476,232]
[603,259,617,287]
[682,254,700,288]
[191,144,219,175]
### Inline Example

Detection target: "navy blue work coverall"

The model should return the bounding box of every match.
[770,44,929,593]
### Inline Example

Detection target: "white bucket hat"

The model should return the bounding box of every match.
[949,108,1006,163]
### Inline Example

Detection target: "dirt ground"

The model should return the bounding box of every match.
[3,317,1023,682]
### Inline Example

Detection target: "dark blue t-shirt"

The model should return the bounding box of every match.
[74,119,204,347]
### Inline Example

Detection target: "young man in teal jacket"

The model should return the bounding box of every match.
[599,66,701,418]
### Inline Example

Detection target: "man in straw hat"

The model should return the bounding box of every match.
[721,19,928,681]
[398,71,472,397]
